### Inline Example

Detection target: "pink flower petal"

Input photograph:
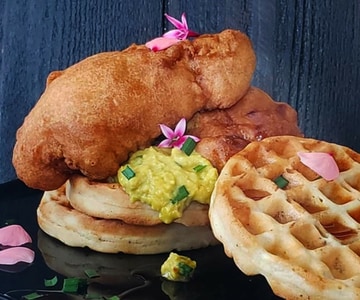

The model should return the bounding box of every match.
[165,13,185,30]
[174,118,186,136]
[297,152,340,181]
[187,29,200,38]
[0,247,35,265]
[181,13,188,29]
[145,37,180,51]
[0,225,32,246]
[163,29,186,40]
[173,136,188,148]
[184,134,200,143]
[159,124,175,139]
[158,139,172,148]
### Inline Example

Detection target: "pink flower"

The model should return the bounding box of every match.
[146,13,199,51]
[0,224,34,266]
[158,118,200,148]
[163,13,199,40]
[297,152,340,181]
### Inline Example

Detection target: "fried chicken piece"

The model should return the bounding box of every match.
[13,30,256,190]
[188,87,303,170]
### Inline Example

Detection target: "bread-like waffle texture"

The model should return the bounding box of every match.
[210,136,360,299]
[37,186,218,254]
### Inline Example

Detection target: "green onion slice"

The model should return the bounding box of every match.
[62,277,88,293]
[105,296,121,300]
[44,275,58,287]
[121,165,136,180]
[193,164,206,172]
[181,137,197,156]
[84,269,99,278]
[24,293,43,300]
[274,175,289,189]
[178,262,194,276]
[171,185,189,204]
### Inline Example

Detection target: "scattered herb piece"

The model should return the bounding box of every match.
[178,262,194,276]
[23,292,43,300]
[274,175,289,189]
[181,137,197,156]
[171,185,189,204]
[105,296,121,300]
[44,275,58,287]
[121,165,136,180]
[62,277,88,293]
[193,164,206,172]
[84,269,100,278]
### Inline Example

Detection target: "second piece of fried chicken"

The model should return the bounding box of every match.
[188,87,303,170]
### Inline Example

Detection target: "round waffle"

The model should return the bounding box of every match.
[37,187,218,254]
[209,135,360,299]
[66,175,210,226]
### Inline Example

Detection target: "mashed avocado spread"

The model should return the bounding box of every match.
[117,146,218,224]
[161,252,196,282]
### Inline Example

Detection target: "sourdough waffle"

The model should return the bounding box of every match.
[38,187,218,254]
[209,136,360,299]
[66,175,210,226]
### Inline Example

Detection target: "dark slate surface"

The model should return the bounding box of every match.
[1,0,360,184]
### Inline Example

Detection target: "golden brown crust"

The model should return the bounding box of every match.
[188,87,303,170]
[13,29,256,191]
[37,186,218,254]
[209,136,360,299]
[66,175,210,226]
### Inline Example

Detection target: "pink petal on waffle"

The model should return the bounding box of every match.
[297,152,340,181]
[145,37,180,51]
[0,224,32,246]
[0,247,35,265]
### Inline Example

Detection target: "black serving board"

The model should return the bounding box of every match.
[0,180,282,300]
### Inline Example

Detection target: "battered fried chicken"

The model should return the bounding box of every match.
[188,87,303,170]
[13,30,256,190]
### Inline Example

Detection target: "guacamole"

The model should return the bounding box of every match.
[161,252,196,282]
[117,146,218,223]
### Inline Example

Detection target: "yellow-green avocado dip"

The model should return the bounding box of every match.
[117,146,218,224]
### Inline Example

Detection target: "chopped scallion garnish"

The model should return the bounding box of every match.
[105,296,121,300]
[121,165,136,180]
[44,275,58,287]
[171,185,189,204]
[84,269,99,278]
[24,293,43,300]
[178,262,194,276]
[62,277,88,293]
[181,137,197,156]
[274,175,289,189]
[193,164,206,172]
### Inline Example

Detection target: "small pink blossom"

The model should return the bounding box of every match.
[146,13,199,51]
[163,13,199,40]
[297,152,340,181]
[158,118,200,148]
[0,225,34,266]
